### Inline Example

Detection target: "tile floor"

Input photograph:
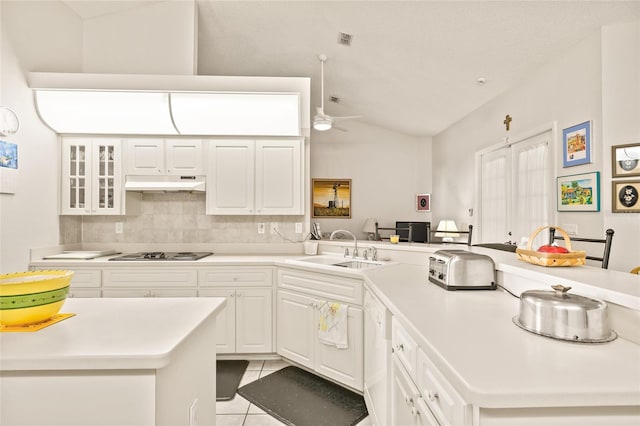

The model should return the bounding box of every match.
[216,359,371,426]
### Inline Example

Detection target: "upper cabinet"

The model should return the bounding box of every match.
[60,138,123,215]
[124,138,204,175]
[207,139,304,215]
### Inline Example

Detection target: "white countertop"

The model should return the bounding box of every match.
[363,263,640,408]
[0,297,225,371]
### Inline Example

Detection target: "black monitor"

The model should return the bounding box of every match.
[395,221,429,243]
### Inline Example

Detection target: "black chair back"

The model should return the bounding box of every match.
[549,227,614,269]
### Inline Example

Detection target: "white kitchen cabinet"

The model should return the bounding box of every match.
[32,267,101,298]
[60,137,123,215]
[206,139,303,215]
[391,316,469,426]
[199,288,272,353]
[101,268,198,298]
[392,356,440,426]
[198,267,274,354]
[124,138,204,175]
[276,267,364,391]
[277,290,316,366]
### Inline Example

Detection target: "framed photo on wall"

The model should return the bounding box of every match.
[562,121,592,168]
[416,194,430,212]
[612,180,640,213]
[312,179,351,218]
[612,143,640,178]
[557,171,600,212]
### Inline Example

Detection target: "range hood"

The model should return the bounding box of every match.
[28,72,311,136]
[125,175,206,192]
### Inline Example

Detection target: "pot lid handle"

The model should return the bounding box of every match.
[551,284,572,295]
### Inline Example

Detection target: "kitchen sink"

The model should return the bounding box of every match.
[333,260,384,269]
[286,255,386,270]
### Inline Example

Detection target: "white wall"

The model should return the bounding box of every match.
[82,0,197,74]
[432,25,639,272]
[602,21,640,272]
[310,120,432,240]
[0,1,83,273]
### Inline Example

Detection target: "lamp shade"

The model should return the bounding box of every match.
[435,220,459,237]
[362,218,378,233]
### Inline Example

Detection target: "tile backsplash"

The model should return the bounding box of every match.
[60,193,305,245]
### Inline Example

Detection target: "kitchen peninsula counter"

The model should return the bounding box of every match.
[363,263,640,416]
[0,297,225,425]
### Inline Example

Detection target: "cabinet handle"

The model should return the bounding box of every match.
[411,407,418,416]
[428,391,439,402]
[404,395,414,406]
[395,343,405,352]
[230,293,235,298]
[237,293,242,297]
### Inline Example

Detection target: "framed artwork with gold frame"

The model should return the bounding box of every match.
[311,179,351,218]
[612,180,640,213]
[612,143,640,178]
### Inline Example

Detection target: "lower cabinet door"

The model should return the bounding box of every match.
[236,288,272,353]
[276,290,315,368]
[315,306,363,391]
[199,289,236,354]
[392,355,422,426]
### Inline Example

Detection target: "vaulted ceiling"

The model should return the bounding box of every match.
[63,1,640,137]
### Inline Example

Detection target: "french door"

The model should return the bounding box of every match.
[478,130,553,246]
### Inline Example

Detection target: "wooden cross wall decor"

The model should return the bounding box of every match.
[503,114,512,131]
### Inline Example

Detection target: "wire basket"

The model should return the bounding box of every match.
[516,226,586,267]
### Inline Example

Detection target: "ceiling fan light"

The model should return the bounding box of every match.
[313,118,332,131]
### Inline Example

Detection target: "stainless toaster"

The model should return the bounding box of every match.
[428,249,496,290]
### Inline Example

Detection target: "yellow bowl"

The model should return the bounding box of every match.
[0,270,73,326]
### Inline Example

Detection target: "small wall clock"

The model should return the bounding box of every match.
[0,106,20,136]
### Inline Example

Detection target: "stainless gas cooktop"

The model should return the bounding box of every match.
[109,251,213,261]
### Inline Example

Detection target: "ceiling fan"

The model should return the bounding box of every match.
[313,54,362,132]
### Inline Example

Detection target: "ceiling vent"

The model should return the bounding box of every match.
[337,32,353,46]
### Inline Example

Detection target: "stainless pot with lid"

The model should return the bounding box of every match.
[513,284,617,343]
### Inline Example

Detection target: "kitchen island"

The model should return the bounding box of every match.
[363,263,640,425]
[0,297,225,426]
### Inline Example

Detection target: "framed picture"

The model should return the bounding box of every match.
[312,179,351,218]
[557,172,600,212]
[416,194,431,212]
[562,121,592,167]
[612,180,640,213]
[612,143,640,178]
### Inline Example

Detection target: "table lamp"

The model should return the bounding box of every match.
[435,220,459,242]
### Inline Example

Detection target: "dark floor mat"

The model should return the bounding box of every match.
[238,366,368,426]
[216,360,249,401]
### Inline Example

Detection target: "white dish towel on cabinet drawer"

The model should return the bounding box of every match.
[318,302,349,349]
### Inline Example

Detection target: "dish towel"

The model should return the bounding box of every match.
[318,302,349,349]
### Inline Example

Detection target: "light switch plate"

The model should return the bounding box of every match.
[295,222,303,233]
[115,222,124,234]
[562,224,578,235]
[257,223,265,234]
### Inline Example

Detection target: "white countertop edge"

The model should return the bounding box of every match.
[0,298,226,372]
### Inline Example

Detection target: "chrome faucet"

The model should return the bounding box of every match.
[369,246,377,261]
[330,229,358,259]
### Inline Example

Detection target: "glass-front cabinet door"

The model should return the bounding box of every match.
[61,138,122,215]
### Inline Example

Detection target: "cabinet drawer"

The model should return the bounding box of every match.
[34,268,101,288]
[277,268,363,306]
[198,267,273,287]
[103,269,197,287]
[392,317,418,378]
[103,288,197,298]
[68,288,101,298]
[417,347,466,426]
